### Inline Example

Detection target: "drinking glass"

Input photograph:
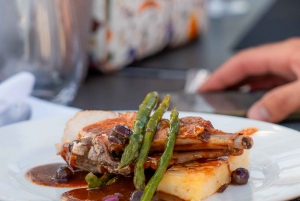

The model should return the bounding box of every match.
[208,0,249,18]
[0,0,92,105]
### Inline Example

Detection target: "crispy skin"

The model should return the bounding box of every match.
[58,111,253,175]
[75,113,253,152]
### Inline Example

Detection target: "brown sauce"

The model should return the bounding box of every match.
[61,176,135,201]
[25,163,88,187]
[26,160,241,201]
[81,115,135,139]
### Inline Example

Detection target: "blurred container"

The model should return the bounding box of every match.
[89,0,207,73]
[0,0,92,105]
[207,0,249,18]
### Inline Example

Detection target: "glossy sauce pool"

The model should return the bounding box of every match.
[25,163,88,188]
[25,163,150,200]
[61,176,136,201]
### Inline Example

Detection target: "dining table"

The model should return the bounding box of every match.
[71,1,300,199]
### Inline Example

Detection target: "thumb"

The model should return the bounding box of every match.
[247,80,300,123]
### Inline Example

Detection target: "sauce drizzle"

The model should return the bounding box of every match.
[61,176,136,201]
[25,163,88,188]
[239,127,258,135]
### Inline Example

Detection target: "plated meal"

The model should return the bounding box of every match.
[23,92,256,201]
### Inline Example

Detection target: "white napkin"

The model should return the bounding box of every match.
[0,72,35,114]
[0,72,80,126]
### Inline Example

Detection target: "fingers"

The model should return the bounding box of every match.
[199,38,300,92]
[243,75,289,91]
[247,80,300,122]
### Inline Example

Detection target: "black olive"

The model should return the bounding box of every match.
[108,125,132,145]
[54,166,73,181]
[231,168,249,185]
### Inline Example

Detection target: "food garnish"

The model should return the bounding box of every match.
[85,172,115,188]
[134,94,170,190]
[141,108,179,201]
[108,125,133,157]
[119,91,158,168]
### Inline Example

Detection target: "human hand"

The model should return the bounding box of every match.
[199,38,300,123]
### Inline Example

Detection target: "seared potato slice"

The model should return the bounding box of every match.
[157,159,230,201]
[229,149,250,171]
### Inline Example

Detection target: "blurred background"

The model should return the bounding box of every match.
[72,0,300,111]
[1,0,300,112]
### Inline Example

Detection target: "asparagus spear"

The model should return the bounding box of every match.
[141,108,179,201]
[85,172,115,188]
[134,94,170,190]
[119,92,158,168]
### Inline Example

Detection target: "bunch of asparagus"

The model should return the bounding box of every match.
[120,92,179,201]
[86,92,179,201]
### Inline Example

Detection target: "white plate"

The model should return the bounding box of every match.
[1,112,300,201]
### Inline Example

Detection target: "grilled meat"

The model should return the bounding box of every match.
[57,111,253,176]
